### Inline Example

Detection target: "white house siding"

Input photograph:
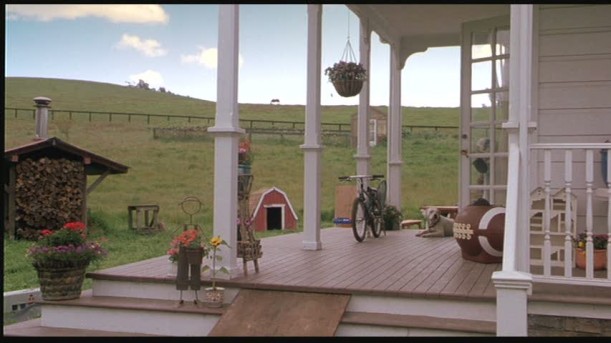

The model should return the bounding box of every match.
[534,4,611,232]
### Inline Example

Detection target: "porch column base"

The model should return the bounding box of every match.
[492,270,532,336]
[302,240,322,250]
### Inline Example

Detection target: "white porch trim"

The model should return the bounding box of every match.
[355,16,372,179]
[208,4,243,276]
[386,44,403,208]
[492,4,535,336]
[301,4,323,251]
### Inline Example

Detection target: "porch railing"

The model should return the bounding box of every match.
[529,143,611,285]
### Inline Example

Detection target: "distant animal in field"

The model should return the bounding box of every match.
[416,207,455,238]
[270,98,280,105]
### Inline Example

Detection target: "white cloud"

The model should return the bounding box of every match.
[129,70,165,89]
[116,34,167,57]
[181,47,244,70]
[6,5,168,24]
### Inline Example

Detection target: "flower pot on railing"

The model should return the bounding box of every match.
[575,248,607,271]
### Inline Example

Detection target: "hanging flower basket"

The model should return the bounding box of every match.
[332,79,364,98]
[325,60,367,98]
[325,34,367,98]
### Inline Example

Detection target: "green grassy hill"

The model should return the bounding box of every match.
[4,77,459,125]
[5,77,460,224]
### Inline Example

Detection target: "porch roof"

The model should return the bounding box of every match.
[347,4,509,59]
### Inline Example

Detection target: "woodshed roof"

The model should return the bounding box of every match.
[4,136,129,175]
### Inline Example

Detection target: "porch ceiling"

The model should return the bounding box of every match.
[347,4,509,51]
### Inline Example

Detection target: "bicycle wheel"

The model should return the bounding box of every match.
[376,180,387,209]
[351,198,367,242]
[371,212,383,238]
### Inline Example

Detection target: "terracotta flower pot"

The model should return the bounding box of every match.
[575,248,607,270]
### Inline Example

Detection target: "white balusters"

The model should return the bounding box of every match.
[543,149,552,276]
[530,143,611,284]
[585,149,594,279]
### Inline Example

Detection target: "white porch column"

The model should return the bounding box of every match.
[355,17,371,177]
[492,4,534,336]
[387,46,403,208]
[207,4,243,276]
[300,4,323,250]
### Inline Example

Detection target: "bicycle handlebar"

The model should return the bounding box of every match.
[338,174,385,182]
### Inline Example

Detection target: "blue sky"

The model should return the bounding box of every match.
[5,4,460,107]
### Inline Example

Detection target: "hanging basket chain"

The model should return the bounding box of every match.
[341,38,357,63]
[341,10,356,63]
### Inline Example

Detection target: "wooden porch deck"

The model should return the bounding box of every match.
[90,227,500,301]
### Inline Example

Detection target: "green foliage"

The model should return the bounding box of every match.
[4,77,459,292]
[382,205,403,231]
[26,222,108,267]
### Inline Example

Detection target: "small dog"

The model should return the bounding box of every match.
[416,207,455,238]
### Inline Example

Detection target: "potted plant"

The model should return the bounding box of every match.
[382,205,403,231]
[172,228,206,265]
[573,232,608,270]
[26,221,108,300]
[325,61,367,97]
[238,138,253,174]
[202,235,230,307]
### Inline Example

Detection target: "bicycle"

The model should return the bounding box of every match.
[338,174,387,242]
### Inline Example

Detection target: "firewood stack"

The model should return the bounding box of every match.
[15,157,85,238]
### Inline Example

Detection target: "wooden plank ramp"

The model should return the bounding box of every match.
[208,289,350,336]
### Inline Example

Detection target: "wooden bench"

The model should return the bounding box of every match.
[400,219,422,230]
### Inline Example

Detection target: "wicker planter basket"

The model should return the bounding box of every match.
[332,79,364,97]
[237,240,263,260]
[34,260,89,301]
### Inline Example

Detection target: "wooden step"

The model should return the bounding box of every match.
[13,290,226,336]
[340,311,496,335]
[3,318,159,337]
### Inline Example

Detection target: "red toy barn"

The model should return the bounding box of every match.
[248,187,298,232]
